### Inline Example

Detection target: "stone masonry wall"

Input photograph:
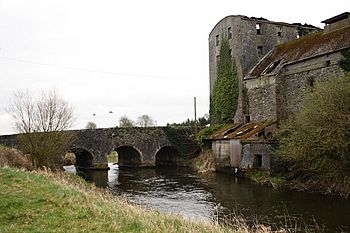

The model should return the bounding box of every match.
[208,16,317,123]
[209,16,304,97]
[72,127,172,165]
[245,75,277,122]
[241,143,272,170]
[0,127,195,168]
[276,51,345,119]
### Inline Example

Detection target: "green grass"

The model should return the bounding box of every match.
[0,167,319,233]
[250,170,286,189]
[0,167,239,233]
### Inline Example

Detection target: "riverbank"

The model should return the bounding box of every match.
[192,149,350,199]
[248,170,350,199]
[0,167,218,232]
[1,167,294,233]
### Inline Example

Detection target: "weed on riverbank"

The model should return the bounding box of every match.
[193,150,216,173]
[0,167,323,233]
[249,170,286,189]
[285,176,350,199]
[0,167,226,232]
[0,145,32,170]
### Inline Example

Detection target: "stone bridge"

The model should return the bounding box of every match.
[0,127,199,169]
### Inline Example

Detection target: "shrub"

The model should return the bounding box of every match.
[7,90,76,169]
[0,145,32,170]
[197,125,221,145]
[64,153,76,165]
[275,74,350,178]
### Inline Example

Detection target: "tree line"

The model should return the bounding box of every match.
[85,114,156,129]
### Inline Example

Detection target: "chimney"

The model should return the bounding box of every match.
[322,12,350,32]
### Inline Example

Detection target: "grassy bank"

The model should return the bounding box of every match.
[249,171,286,189]
[248,170,350,199]
[1,167,285,233]
[192,150,216,173]
[0,167,217,232]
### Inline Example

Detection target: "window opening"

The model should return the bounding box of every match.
[277,26,282,37]
[253,154,262,168]
[256,23,262,35]
[257,46,263,57]
[307,76,315,89]
[228,27,232,39]
[215,35,219,46]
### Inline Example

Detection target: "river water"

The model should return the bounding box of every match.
[66,164,350,232]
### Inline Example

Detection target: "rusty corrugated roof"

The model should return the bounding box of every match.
[248,25,350,78]
[209,123,242,140]
[209,119,276,140]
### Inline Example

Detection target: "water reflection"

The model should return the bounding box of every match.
[63,165,109,188]
[68,164,350,232]
[109,165,216,222]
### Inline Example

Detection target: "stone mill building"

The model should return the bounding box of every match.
[208,12,350,173]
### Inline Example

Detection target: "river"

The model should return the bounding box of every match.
[65,164,350,232]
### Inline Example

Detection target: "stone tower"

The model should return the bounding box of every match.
[208,15,319,123]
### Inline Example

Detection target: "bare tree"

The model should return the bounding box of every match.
[136,114,155,127]
[85,121,97,129]
[8,90,76,168]
[119,115,134,127]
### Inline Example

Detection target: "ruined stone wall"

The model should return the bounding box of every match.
[324,18,350,32]
[209,16,242,97]
[239,19,299,75]
[245,51,346,122]
[276,51,346,119]
[208,16,317,123]
[245,76,277,122]
[209,16,303,96]
[241,142,272,170]
[212,139,272,170]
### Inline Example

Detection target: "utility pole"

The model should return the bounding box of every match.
[194,96,198,135]
[194,96,197,123]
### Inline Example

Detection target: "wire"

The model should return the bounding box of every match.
[0,56,164,79]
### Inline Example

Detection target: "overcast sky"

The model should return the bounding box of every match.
[0,0,348,134]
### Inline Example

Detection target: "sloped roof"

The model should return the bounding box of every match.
[322,12,350,24]
[209,119,276,140]
[209,123,242,140]
[248,25,350,78]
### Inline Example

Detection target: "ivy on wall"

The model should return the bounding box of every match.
[211,36,239,124]
[162,127,200,159]
[339,48,350,72]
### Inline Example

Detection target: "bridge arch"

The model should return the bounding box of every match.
[155,146,180,166]
[69,148,94,168]
[115,146,142,167]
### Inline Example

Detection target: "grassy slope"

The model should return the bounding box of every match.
[0,167,237,233]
